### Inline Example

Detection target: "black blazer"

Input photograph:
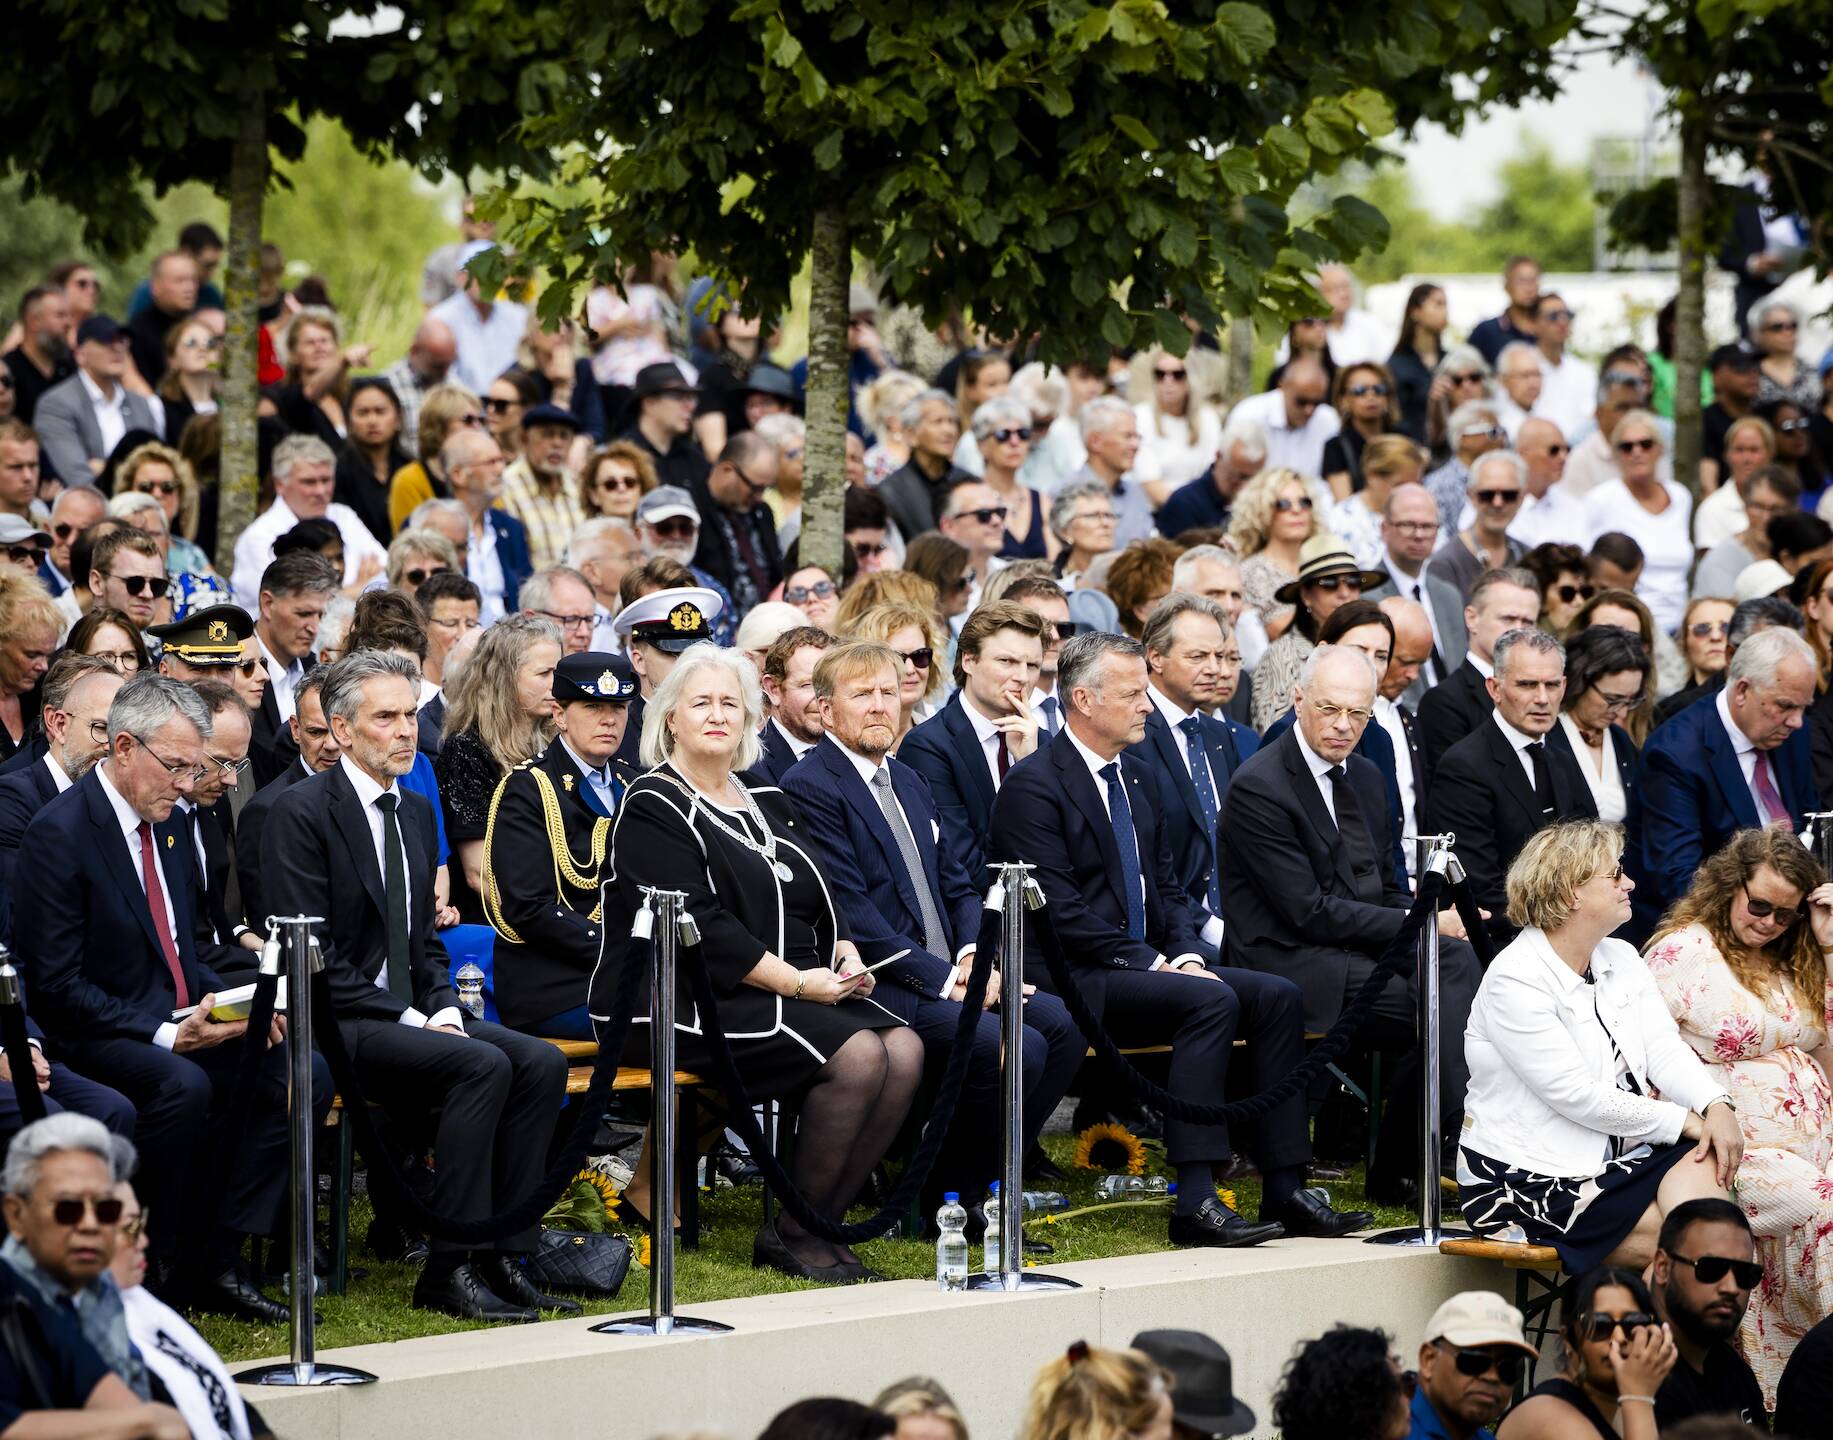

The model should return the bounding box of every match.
[987,731,1200,982]
[234,759,313,932]
[173,799,249,982]
[1428,718,1598,933]
[13,769,225,1044]
[263,762,460,1022]
[0,758,60,945]
[900,693,999,892]
[687,477,782,602]
[1217,729,1409,1032]
[780,737,976,1023]
[485,744,635,1030]
[248,677,304,788]
[417,692,447,759]
[1416,660,1493,787]
[742,721,806,790]
[1126,706,1244,928]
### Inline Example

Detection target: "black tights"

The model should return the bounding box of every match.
[774,1027,924,1267]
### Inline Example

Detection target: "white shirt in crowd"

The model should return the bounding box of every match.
[1534,352,1599,438]
[1132,403,1222,489]
[1692,480,1748,551]
[230,497,388,611]
[78,369,130,460]
[1226,389,1340,480]
[1580,477,1694,632]
[259,634,306,725]
[1557,712,1627,824]
[1505,484,1589,550]
[1291,720,1344,825]
[1373,695,1418,879]
[1491,709,1547,792]
[429,291,529,397]
[960,692,1016,794]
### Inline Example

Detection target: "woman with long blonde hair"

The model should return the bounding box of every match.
[1227,466,1325,645]
[1020,1341,1172,1440]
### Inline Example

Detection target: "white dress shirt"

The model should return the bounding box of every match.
[230,497,388,611]
[768,718,816,769]
[1061,725,1199,970]
[467,514,508,624]
[1505,482,1589,549]
[1227,389,1341,479]
[96,765,184,1051]
[1030,686,1062,738]
[1557,713,1627,824]
[39,752,71,796]
[1461,928,1730,1176]
[557,734,619,815]
[338,756,462,1031]
[1291,721,1342,824]
[1535,351,1599,438]
[257,634,306,726]
[959,692,1013,793]
[1373,696,1418,878]
[1468,652,1494,681]
[1147,685,1227,948]
[78,369,129,461]
[1380,556,1448,673]
[429,292,531,397]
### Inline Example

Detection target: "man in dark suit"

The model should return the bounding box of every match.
[264,651,570,1323]
[13,674,311,1321]
[483,652,637,1038]
[990,632,1373,1245]
[1416,566,1541,784]
[748,625,833,787]
[784,641,1082,1219]
[1638,627,1820,916]
[1218,644,1481,1205]
[1363,486,1469,705]
[1131,594,1245,953]
[901,601,1051,892]
[235,670,340,932]
[688,431,782,616]
[247,551,337,786]
[1431,629,1597,941]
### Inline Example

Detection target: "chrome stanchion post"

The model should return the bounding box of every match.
[238,917,377,1386]
[595,887,730,1338]
[968,863,1078,1293]
[1801,812,1833,873]
[1369,837,1472,1247]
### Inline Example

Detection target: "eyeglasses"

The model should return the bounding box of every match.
[1072,509,1118,525]
[4,544,46,566]
[1274,496,1314,513]
[1537,442,1571,456]
[595,472,643,492]
[1436,1342,1527,1385]
[647,518,697,540]
[107,573,170,600]
[1153,367,1187,381]
[483,397,519,415]
[952,573,976,594]
[1542,308,1574,323]
[120,1208,150,1241]
[1347,382,1390,398]
[1668,1253,1763,1289]
[1601,368,1648,389]
[458,412,488,429]
[1574,1312,1656,1343]
[1448,372,1486,385]
[1474,488,1522,506]
[728,462,772,496]
[852,540,889,558]
[1740,885,1802,927]
[52,522,80,540]
[49,1195,125,1227]
[1616,437,1658,454]
[785,579,837,603]
[69,276,99,291]
[1589,685,1642,714]
[990,427,1032,443]
[1472,426,1508,442]
[1555,584,1596,604]
[957,506,1008,524]
[1310,702,1374,724]
[1763,320,1799,333]
[209,754,253,781]
[135,479,180,496]
[897,646,934,670]
[1389,520,1438,536]
[1777,418,1811,434]
[1054,622,1084,642]
[1689,620,1728,638]
[1309,574,1364,594]
[1290,396,1323,411]
[179,335,222,351]
[128,734,208,783]
[0,376,13,391]
[84,718,111,743]
[404,566,449,587]
[535,609,595,632]
[235,658,265,679]
[1590,864,1626,884]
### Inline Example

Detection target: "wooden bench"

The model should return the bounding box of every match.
[1439,1237,1568,1369]
[321,1039,710,1295]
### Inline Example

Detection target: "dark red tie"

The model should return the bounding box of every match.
[136,821,190,1008]
[996,732,1011,781]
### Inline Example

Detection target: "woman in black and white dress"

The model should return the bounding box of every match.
[1458,819,1743,1273]
[596,642,923,1284]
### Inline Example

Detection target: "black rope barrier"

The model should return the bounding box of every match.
[1033,870,1492,1127]
[676,902,1001,1246]
[0,986,45,1127]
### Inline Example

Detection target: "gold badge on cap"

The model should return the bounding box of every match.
[206,619,229,642]
[668,603,702,632]
[598,670,617,694]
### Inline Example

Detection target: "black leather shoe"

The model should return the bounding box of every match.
[366,1218,430,1266]
[1022,1232,1054,1256]
[479,1255,582,1315]
[1368,1177,1421,1210]
[188,1268,290,1325]
[1261,1189,1375,1238]
[1167,1196,1284,1249]
[412,1262,538,1322]
[752,1220,854,1285]
[1024,1144,1066,1183]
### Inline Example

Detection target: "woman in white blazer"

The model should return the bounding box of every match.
[1458,819,1743,1271]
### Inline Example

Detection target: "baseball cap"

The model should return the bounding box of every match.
[636,485,701,527]
[76,315,124,346]
[1423,1292,1538,1356]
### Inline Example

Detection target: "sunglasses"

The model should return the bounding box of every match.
[1291,397,1323,411]
[52,522,80,540]
[852,540,889,558]
[1274,496,1314,513]
[404,566,449,587]
[784,580,837,603]
[1474,488,1522,506]
[1154,367,1187,381]
[1541,308,1574,323]
[595,472,643,492]
[179,335,222,351]
[458,412,488,428]
[108,574,170,599]
[5,544,46,566]
[959,506,1008,524]
[120,1208,150,1241]
[0,376,13,391]
[1309,574,1364,594]
[1616,437,1658,454]
[648,518,697,539]
[1777,418,1811,434]
[1438,1343,1527,1385]
[50,1195,125,1227]
[1555,583,1596,604]
[1574,1312,1657,1343]
[1054,621,1085,642]
[990,427,1032,444]
[1741,886,1802,927]
[235,658,265,679]
[952,573,976,593]
[1540,442,1571,456]
[483,397,519,415]
[897,646,934,670]
[1689,620,1728,638]
[1601,369,1648,389]
[135,479,180,496]
[1346,382,1390,398]
[1669,1253,1762,1289]
[1763,320,1798,333]
[1591,864,1627,883]
[1449,372,1486,384]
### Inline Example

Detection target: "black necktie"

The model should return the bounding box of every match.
[1327,764,1381,898]
[1526,740,1555,815]
[374,793,414,1004]
[1412,581,1447,683]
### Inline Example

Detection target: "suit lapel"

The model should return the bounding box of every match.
[1280,733,1356,891]
[1144,710,1206,833]
[1702,717,1760,828]
[328,768,389,919]
[1204,715,1242,783]
[84,776,163,954]
[1054,740,1127,904]
[825,743,926,925]
[944,699,997,813]
[1484,720,1544,825]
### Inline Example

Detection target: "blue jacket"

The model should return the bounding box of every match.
[484,507,534,614]
[1126,705,1247,928]
[780,737,981,1023]
[1637,693,1818,914]
[899,693,999,892]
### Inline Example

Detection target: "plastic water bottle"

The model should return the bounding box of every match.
[1141,1174,1169,1196]
[1094,1175,1132,1199]
[935,1193,968,1291]
[983,1182,1002,1273]
[1022,1190,1069,1214]
[454,959,485,1020]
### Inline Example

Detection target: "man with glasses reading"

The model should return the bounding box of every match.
[1648,1199,1766,1427]
[13,674,311,1322]
[1408,1293,1538,1440]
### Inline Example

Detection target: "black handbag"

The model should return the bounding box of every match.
[523,1229,633,1297]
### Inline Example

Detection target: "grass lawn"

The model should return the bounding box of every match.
[198,1133,1420,1365]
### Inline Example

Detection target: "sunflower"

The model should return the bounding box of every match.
[635,1233,652,1269]
[577,1168,621,1220]
[1072,1122,1147,1176]
[1216,1187,1237,1211]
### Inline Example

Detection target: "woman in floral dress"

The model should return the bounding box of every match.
[1645,827,1833,1403]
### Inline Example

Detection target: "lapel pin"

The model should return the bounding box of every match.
[164,834,174,849]
[562,773,574,792]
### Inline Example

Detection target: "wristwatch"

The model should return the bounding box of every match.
[1703,1095,1736,1116]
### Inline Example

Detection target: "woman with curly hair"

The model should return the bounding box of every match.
[1227,467,1325,648]
[1645,828,1833,1401]
[1020,1341,1172,1440]
[846,600,948,747]
[580,439,657,523]
[1104,538,1182,640]
[1521,541,1594,636]
[1272,1325,1410,1440]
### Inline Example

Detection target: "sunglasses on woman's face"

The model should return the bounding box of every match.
[990,428,1032,444]
[1689,620,1728,638]
[404,566,449,587]
[135,479,179,496]
[1347,382,1390,398]
[1448,372,1486,385]
[1616,437,1657,454]
[5,544,46,566]
[1777,418,1811,433]
[852,540,888,558]
[1154,367,1187,382]
[1310,575,1362,594]
[784,580,836,603]
[1575,1312,1657,1343]
[483,397,518,415]
[1555,584,1596,604]
[50,1195,124,1226]
[595,472,642,492]
[1740,886,1802,927]
[952,573,975,593]
[1274,496,1313,513]
[898,647,934,670]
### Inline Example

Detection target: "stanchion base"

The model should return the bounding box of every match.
[591,1314,734,1337]
[234,1361,379,1387]
[1363,1225,1474,1248]
[964,1270,1082,1292]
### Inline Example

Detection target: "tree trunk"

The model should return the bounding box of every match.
[800,205,851,579]
[1673,109,1708,499]
[1227,314,1254,404]
[216,97,267,574]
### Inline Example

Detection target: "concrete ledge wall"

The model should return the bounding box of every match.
[244,1239,1498,1439]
